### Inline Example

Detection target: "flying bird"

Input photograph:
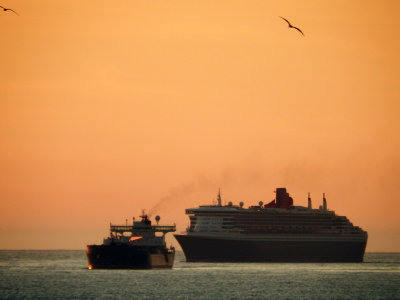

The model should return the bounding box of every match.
[0,5,19,15]
[279,16,304,36]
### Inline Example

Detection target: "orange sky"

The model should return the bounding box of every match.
[1,0,399,251]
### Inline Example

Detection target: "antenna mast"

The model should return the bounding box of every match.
[217,189,222,206]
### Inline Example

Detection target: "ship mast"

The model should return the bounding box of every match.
[217,189,222,206]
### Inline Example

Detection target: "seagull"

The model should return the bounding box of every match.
[0,5,19,15]
[279,16,304,36]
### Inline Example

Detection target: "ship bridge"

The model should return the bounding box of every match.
[110,213,176,237]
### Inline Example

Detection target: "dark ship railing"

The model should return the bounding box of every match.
[110,225,176,234]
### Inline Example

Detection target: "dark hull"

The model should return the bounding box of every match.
[174,235,367,262]
[86,244,174,269]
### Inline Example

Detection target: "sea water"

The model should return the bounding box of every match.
[0,251,399,299]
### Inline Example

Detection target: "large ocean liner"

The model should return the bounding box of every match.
[86,213,176,269]
[174,188,368,262]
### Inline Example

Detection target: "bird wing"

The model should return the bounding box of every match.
[279,16,292,27]
[0,6,19,15]
[292,26,304,36]
[9,9,19,15]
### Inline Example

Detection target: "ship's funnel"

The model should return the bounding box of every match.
[275,188,293,209]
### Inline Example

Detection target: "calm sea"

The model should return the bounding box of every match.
[0,251,399,299]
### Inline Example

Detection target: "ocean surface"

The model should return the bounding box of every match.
[0,251,399,300]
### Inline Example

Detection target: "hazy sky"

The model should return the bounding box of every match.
[1,0,399,251]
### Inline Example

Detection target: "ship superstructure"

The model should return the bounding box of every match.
[174,188,368,262]
[87,213,176,269]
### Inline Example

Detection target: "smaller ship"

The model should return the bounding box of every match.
[86,213,176,269]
